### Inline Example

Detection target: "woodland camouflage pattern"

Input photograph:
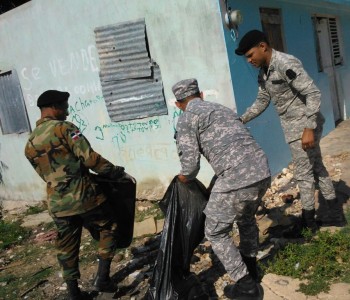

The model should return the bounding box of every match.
[241,49,322,143]
[24,117,122,217]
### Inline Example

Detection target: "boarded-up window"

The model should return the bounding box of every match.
[312,16,343,72]
[0,70,31,134]
[95,19,168,122]
[260,7,285,52]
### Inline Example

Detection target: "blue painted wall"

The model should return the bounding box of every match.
[222,0,350,175]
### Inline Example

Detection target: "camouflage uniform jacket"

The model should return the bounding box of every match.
[176,99,270,192]
[241,49,323,143]
[25,117,117,217]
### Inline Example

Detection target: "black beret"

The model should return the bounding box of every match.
[235,30,267,56]
[37,90,70,107]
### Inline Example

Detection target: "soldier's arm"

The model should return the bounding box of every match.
[176,114,201,181]
[24,142,46,181]
[60,122,124,178]
[284,58,321,129]
[240,86,271,124]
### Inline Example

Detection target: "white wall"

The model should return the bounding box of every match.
[0,0,235,203]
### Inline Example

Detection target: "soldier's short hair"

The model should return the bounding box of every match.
[37,90,70,108]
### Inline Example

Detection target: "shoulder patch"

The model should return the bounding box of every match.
[70,130,82,141]
[286,69,297,80]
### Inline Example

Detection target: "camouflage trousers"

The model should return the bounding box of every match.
[204,177,270,282]
[289,130,336,211]
[53,201,118,281]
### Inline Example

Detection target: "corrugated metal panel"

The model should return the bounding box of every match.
[95,19,152,81]
[101,62,167,122]
[95,19,168,122]
[0,70,31,134]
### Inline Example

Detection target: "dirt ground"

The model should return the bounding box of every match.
[1,121,350,300]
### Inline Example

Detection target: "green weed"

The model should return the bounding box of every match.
[134,202,164,222]
[265,210,350,295]
[0,220,29,250]
[24,202,46,216]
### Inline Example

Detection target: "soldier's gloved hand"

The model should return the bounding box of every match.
[110,166,125,179]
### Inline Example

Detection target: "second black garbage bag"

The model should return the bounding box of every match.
[147,176,209,300]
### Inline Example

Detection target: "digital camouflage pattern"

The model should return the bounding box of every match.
[175,97,271,282]
[289,123,336,210]
[24,117,120,217]
[172,78,200,101]
[175,98,270,191]
[205,178,270,282]
[241,49,322,143]
[240,49,336,209]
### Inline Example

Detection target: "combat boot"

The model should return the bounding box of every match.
[93,258,117,292]
[321,199,347,227]
[240,253,263,283]
[283,209,318,238]
[224,274,263,300]
[302,209,319,233]
[66,280,84,300]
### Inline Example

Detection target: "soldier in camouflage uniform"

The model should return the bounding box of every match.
[172,78,270,300]
[235,30,346,233]
[25,90,126,300]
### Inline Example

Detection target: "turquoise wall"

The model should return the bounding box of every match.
[222,0,350,175]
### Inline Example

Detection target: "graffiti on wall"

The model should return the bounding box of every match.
[97,117,161,149]
[20,45,101,107]
[119,143,178,163]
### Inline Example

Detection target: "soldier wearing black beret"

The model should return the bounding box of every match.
[37,90,70,108]
[234,30,346,241]
[25,90,130,298]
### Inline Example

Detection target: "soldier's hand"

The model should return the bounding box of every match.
[301,128,315,151]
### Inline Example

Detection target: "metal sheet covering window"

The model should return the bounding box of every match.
[0,70,31,134]
[95,18,168,122]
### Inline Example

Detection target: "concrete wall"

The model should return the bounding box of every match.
[0,0,234,203]
[222,0,350,174]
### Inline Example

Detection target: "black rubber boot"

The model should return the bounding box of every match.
[93,258,117,292]
[321,199,347,227]
[240,254,263,283]
[66,280,83,300]
[302,209,319,233]
[224,274,263,300]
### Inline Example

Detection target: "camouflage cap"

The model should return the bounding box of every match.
[235,30,267,56]
[37,90,70,107]
[172,78,200,101]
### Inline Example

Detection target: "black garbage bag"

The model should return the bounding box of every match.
[90,174,136,248]
[146,176,209,300]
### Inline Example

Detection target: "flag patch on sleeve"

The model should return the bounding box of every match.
[70,130,82,141]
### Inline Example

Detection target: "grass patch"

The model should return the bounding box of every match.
[265,210,350,295]
[0,266,54,299]
[0,220,29,250]
[134,202,164,222]
[24,202,46,216]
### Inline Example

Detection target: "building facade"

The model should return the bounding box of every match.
[0,0,349,206]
